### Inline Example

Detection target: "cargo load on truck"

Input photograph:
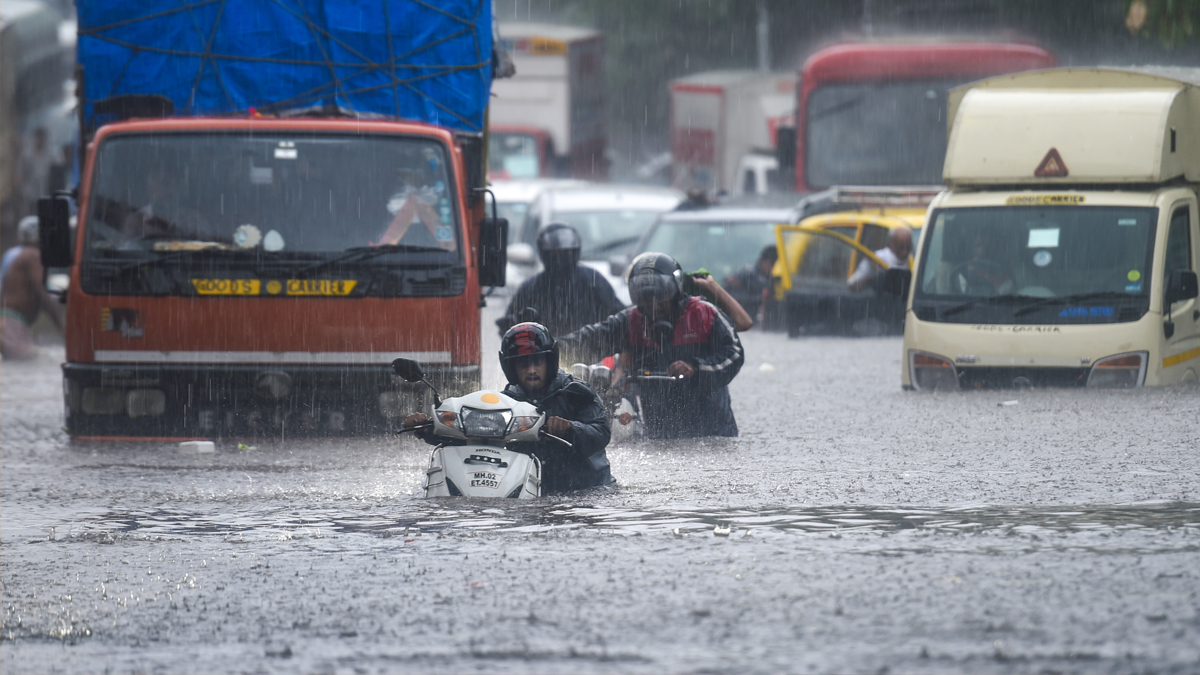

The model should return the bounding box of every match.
[904,67,1200,390]
[42,1,508,439]
[489,22,606,180]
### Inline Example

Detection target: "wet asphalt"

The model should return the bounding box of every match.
[2,302,1199,674]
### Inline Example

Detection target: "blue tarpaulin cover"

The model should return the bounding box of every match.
[77,0,492,132]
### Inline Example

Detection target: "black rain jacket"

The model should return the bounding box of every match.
[501,371,614,493]
[498,265,627,337]
[562,296,744,438]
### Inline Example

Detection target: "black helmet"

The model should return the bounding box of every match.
[536,223,581,270]
[499,322,559,385]
[625,252,684,306]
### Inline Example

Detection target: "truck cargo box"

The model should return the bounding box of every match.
[944,68,1200,187]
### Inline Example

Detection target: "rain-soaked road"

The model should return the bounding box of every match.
[3,303,1199,674]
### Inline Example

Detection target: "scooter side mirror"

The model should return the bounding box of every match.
[392,357,424,382]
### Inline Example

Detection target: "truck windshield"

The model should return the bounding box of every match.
[84,133,459,258]
[489,132,540,179]
[806,78,969,188]
[914,205,1157,324]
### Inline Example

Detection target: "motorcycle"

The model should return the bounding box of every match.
[569,362,684,441]
[392,358,571,499]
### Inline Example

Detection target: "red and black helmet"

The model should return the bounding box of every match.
[499,322,559,384]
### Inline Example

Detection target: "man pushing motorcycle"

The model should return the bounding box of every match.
[405,322,614,493]
[561,252,745,438]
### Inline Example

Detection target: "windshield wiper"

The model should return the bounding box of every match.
[1012,291,1135,318]
[938,294,1028,318]
[293,244,442,278]
[111,246,294,274]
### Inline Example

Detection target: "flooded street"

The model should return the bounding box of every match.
[3,306,1199,674]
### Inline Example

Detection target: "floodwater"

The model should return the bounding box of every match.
[3,305,1199,674]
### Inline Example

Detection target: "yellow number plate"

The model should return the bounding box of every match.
[286,279,358,296]
[191,279,262,295]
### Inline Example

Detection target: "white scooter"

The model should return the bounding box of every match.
[392,358,571,499]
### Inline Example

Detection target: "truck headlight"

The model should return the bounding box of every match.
[126,389,166,417]
[1086,352,1147,388]
[460,407,511,438]
[910,351,959,391]
[82,388,125,415]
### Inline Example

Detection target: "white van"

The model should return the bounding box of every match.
[904,68,1200,389]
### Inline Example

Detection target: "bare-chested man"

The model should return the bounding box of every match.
[1,217,63,359]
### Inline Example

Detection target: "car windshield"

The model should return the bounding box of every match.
[555,209,665,259]
[641,220,779,279]
[914,205,1157,323]
[84,133,459,258]
[806,78,973,188]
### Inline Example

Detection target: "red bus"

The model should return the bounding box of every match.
[794,40,1057,191]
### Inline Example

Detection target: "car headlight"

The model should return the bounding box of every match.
[460,407,511,438]
[1086,352,1147,388]
[508,415,539,434]
[910,351,959,391]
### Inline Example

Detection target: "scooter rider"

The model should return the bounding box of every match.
[497,223,626,337]
[405,322,614,493]
[562,252,744,438]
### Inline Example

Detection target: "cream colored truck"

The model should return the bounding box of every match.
[903,68,1200,389]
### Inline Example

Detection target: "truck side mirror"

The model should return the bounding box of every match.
[878,267,912,298]
[38,196,73,268]
[478,216,508,287]
[1165,269,1199,306]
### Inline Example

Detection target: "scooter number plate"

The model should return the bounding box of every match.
[469,471,501,489]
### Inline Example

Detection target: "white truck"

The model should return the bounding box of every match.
[903,67,1200,389]
[669,69,794,196]
[489,22,606,180]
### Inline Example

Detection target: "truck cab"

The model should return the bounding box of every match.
[904,68,1200,389]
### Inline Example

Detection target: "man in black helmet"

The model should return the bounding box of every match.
[497,223,626,337]
[405,322,613,493]
[561,252,744,438]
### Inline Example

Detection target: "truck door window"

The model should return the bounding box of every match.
[1164,207,1192,276]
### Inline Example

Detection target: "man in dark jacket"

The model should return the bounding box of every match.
[562,252,744,438]
[497,223,626,337]
[405,322,613,493]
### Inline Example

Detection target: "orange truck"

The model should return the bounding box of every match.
[38,1,506,439]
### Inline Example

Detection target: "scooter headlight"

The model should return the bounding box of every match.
[460,407,511,438]
[508,415,539,434]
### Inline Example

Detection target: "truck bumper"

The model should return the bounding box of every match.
[62,362,480,439]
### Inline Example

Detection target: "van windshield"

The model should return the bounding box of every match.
[914,205,1157,324]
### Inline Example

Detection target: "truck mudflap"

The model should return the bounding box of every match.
[62,362,480,439]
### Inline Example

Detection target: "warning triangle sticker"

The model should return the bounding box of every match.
[1034,147,1068,177]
